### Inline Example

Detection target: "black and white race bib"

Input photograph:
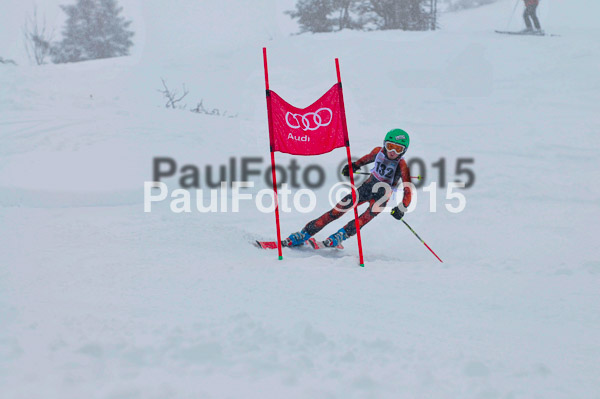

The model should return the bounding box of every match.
[370,151,401,184]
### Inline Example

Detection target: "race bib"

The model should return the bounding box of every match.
[370,151,401,184]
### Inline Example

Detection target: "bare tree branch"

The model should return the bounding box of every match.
[0,57,18,65]
[157,78,189,109]
[157,78,237,117]
[23,5,54,65]
[190,99,238,118]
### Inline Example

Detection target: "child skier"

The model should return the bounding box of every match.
[283,129,413,248]
[523,0,542,32]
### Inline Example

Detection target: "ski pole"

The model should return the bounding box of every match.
[352,171,422,180]
[506,0,520,30]
[401,219,443,263]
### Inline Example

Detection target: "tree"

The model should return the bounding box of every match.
[286,0,364,33]
[367,0,431,30]
[443,0,498,12]
[286,0,337,33]
[52,0,134,63]
[333,0,362,30]
[23,6,54,65]
[287,0,436,32]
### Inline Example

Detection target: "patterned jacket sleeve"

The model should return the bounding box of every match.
[392,158,412,208]
[354,147,381,168]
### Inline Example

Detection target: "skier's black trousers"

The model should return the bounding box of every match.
[523,4,541,30]
[304,176,392,238]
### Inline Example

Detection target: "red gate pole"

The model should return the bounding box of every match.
[263,47,283,260]
[335,58,365,267]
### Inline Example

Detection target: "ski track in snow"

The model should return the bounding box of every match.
[1,0,600,398]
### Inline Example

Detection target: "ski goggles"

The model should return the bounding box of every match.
[384,141,406,155]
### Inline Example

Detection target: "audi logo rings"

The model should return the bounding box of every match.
[285,108,333,131]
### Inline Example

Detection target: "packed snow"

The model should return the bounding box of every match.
[1,0,599,398]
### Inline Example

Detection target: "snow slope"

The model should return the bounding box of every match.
[1,0,599,398]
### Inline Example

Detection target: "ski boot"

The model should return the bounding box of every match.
[282,229,311,247]
[323,228,348,248]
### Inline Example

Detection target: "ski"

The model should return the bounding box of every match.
[495,30,559,37]
[308,238,344,250]
[255,240,282,250]
[255,238,343,250]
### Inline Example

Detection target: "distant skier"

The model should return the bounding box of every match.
[283,129,412,248]
[523,0,542,32]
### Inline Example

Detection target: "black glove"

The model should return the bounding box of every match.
[390,206,404,220]
[341,162,360,176]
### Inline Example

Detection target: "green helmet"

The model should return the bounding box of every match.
[383,129,410,152]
